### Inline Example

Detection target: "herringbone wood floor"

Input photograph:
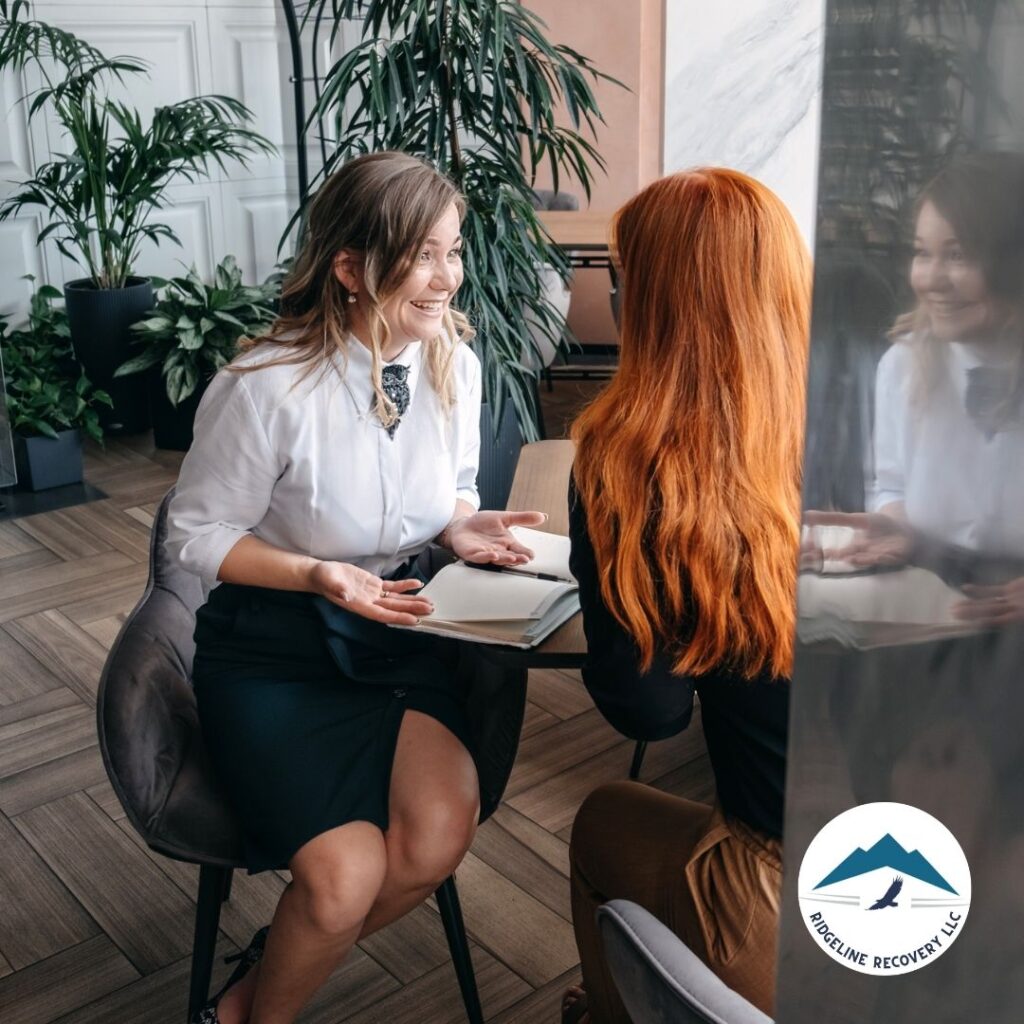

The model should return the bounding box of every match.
[0,383,714,1024]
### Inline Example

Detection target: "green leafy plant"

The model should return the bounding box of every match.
[0,0,276,289]
[115,257,279,406]
[303,0,618,439]
[1,284,112,442]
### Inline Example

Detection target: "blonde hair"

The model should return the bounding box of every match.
[233,151,473,425]
[573,169,811,679]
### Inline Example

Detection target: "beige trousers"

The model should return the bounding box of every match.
[570,781,782,1021]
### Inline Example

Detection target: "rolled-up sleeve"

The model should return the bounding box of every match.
[871,344,907,511]
[456,348,482,509]
[165,369,282,585]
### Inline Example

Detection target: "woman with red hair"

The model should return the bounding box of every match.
[564,168,811,1022]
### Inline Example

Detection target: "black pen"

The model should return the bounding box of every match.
[465,561,562,582]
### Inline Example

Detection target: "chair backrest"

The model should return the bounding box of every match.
[96,487,244,865]
[597,901,774,1024]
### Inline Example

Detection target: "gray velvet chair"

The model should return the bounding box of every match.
[96,487,528,1023]
[597,901,773,1024]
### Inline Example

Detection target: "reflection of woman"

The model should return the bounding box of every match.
[167,152,542,1024]
[834,155,1024,622]
[564,169,811,1021]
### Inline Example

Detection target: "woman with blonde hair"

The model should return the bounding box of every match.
[167,151,543,1024]
[564,168,811,1022]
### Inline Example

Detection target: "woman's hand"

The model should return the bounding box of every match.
[803,510,916,569]
[954,577,1024,625]
[446,510,547,566]
[308,561,434,625]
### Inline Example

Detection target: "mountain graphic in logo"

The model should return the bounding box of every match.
[813,833,957,894]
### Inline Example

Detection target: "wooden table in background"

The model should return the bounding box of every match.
[537,210,614,272]
[494,439,586,667]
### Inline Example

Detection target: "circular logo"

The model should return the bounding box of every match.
[797,802,971,976]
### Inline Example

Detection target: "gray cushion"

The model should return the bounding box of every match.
[530,189,580,211]
[598,901,774,1024]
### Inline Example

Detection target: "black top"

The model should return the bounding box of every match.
[568,480,789,838]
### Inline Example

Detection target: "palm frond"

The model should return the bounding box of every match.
[299,0,618,438]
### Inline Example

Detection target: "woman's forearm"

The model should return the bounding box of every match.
[216,534,321,591]
[436,500,476,550]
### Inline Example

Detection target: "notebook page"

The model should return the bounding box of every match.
[418,562,575,621]
[505,527,575,581]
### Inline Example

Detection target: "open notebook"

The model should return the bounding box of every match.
[395,527,580,648]
[797,567,978,648]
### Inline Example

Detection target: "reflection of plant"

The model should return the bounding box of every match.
[1,284,111,442]
[0,0,275,289]
[817,0,1008,301]
[304,0,617,438]
[116,257,278,405]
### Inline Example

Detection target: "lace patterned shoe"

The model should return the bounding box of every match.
[189,926,269,1024]
[216,926,269,1000]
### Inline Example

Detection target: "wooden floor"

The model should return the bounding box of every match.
[0,381,714,1024]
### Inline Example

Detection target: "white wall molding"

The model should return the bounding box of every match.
[1,0,301,315]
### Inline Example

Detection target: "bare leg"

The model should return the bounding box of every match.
[246,822,387,1024]
[358,709,480,939]
[233,711,478,1024]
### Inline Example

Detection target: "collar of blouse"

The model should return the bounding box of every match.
[333,334,424,423]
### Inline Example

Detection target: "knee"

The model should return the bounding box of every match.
[292,835,388,935]
[571,782,643,858]
[389,798,479,891]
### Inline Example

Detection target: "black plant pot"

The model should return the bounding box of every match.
[477,397,523,510]
[64,276,155,434]
[150,374,208,452]
[13,429,83,491]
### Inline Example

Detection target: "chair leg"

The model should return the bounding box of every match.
[188,864,230,1020]
[221,868,234,903]
[629,740,648,781]
[436,875,484,1024]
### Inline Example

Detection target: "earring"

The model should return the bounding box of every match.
[347,293,357,304]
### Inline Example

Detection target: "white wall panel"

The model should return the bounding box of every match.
[0,70,34,183]
[207,6,285,183]
[0,217,46,316]
[29,6,209,162]
[2,0,361,314]
[221,177,293,283]
[131,182,222,283]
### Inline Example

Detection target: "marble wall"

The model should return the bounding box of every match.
[664,0,826,245]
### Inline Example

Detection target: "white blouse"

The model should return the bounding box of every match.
[872,339,1024,555]
[166,336,481,585]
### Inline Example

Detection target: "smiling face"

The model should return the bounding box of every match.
[337,201,465,358]
[911,200,994,342]
[380,202,464,350]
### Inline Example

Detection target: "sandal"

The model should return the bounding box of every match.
[561,985,590,1024]
[189,926,269,1024]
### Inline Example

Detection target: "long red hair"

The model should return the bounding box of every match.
[572,169,811,679]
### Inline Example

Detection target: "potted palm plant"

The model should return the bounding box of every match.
[1,283,111,490]
[301,0,615,497]
[0,1,275,433]
[115,256,279,450]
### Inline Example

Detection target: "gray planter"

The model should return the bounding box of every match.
[13,428,83,491]
[477,397,522,510]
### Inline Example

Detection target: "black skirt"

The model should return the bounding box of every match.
[191,580,476,873]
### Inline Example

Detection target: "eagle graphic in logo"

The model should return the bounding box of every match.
[867,875,903,910]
